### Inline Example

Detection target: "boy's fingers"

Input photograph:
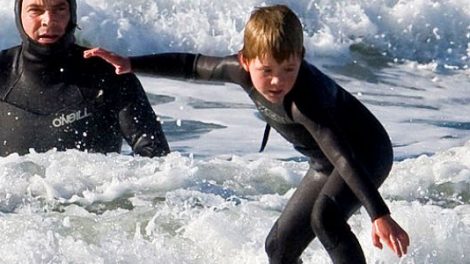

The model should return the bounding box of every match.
[383,237,395,253]
[393,238,402,257]
[83,48,128,74]
[402,233,410,247]
[400,243,407,256]
[83,50,91,58]
[372,233,382,249]
[116,67,125,75]
[399,234,409,254]
[83,48,101,58]
[373,241,383,249]
[390,235,408,257]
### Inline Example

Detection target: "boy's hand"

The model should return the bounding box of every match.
[83,48,131,75]
[372,214,410,258]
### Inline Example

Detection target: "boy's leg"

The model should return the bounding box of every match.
[265,167,329,264]
[310,164,391,264]
[310,170,365,264]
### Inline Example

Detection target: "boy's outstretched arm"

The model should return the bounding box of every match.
[85,48,243,86]
[84,48,132,74]
[85,48,199,79]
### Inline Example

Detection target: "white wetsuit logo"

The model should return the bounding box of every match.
[52,108,92,128]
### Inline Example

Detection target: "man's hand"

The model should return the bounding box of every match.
[84,48,131,75]
[372,214,410,257]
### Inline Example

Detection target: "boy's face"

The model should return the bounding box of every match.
[21,0,70,45]
[240,54,301,104]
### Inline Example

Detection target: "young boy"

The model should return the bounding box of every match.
[84,5,409,263]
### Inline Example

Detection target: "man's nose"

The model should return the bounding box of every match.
[41,11,55,26]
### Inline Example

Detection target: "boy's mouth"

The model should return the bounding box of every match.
[268,89,283,95]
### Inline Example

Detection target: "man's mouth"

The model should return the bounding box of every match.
[37,34,60,43]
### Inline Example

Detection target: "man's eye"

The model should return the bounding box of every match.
[55,6,68,12]
[27,8,44,14]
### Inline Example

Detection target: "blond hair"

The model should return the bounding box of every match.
[240,5,304,62]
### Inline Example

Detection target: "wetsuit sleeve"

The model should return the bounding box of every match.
[291,102,390,220]
[117,74,170,157]
[130,53,198,79]
[129,54,249,85]
[193,55,250,84]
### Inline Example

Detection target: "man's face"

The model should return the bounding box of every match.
[240,54,301,104]
[21,0,70,45]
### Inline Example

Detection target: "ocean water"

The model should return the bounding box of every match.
[1,0,470,263]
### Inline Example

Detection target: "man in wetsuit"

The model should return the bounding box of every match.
[85,5,409,263]
[0,0,169,157]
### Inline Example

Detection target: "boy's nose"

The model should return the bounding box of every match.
[271,76,282,86]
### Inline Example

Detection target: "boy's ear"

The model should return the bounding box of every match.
[238,53,250,72]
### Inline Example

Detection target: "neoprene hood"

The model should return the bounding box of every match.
[14,0,77,57]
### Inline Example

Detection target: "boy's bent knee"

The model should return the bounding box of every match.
[310,195,350,250]
[265,222,279,260]
[265,222,303,264]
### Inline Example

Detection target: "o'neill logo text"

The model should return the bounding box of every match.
[52,108,92,128]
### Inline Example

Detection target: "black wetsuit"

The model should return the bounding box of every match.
[0,0,169,157]
[130,53,393,263]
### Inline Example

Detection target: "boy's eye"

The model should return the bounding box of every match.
[261,68,272,74]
